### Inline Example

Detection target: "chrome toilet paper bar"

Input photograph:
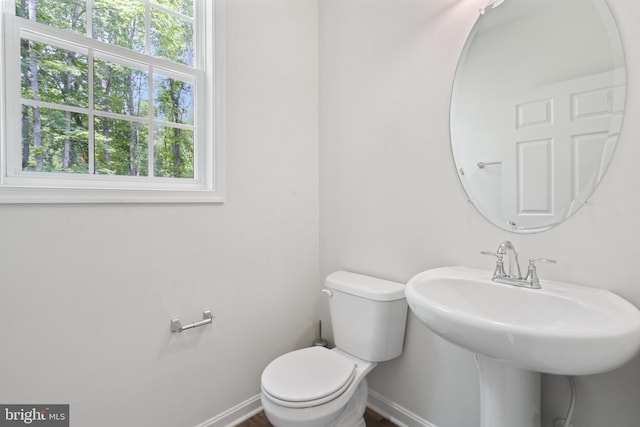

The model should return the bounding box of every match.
[171,310,213,333]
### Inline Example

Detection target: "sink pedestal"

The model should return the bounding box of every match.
[476,355,541,427]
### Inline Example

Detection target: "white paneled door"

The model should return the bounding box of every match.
[501,70,624,230]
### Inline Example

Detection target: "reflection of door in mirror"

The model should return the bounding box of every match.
[449,0,626,233]
[501,69,625,229]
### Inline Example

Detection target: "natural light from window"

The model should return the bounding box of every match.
[0,0,225,203]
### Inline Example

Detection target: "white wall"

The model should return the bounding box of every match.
[0,1,320,426]
[4,0,640,426]
[319,0,640,426]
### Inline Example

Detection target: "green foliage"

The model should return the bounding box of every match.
[154,127,193,178]
[17,0,87,33]
[151,9,194,66]
[95,118,148,176]
[22,106,89,173]
[21,41,89,107]
[18,0,196,178]
[153,0,194,17]
[93,0,145,53]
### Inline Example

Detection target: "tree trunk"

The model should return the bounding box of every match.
[21,108,31,170]
[103,66,112,164]
[21,39,31,169]
[63,56,73,169]
[28,0,42,171]
[170,79,183,177]
[184,21,194,67]
[62,2,83,170]
[129,124,137,176]
[63,110,71,169]
[126,73,137,176]
[172,127,181,177]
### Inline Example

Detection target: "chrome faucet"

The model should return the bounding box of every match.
[497,241,521,279]
[481,241,556,289]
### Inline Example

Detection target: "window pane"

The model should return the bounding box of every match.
[7,0,213,200]
[22,106,89,173]
[153,0,194,17]
[16,0,86,35]
[154,74,193,124]
[21,40,89,108]
[151,9,194,66]
[94,59,149,117]
[154,127,194,178]
[95,117,148,176]
[93,0,145,54]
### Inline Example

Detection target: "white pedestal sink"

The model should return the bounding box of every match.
[405,266,640,427]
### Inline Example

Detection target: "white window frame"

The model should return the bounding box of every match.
[0,0,226,203]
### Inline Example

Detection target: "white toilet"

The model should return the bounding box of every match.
[260,271,408,427]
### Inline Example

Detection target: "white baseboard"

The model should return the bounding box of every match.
[367,390,437,427]
[196,390,437,427]
[195,394,263,427]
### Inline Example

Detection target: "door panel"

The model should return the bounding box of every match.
[502,70,624,229]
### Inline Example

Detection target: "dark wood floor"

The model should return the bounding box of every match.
[236,407,397,427]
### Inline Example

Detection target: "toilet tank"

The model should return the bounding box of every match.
[325,271,408,362]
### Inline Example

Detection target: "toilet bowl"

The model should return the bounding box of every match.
[260,271,408,427]
[261,347,375,427]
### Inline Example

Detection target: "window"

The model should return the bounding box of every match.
[0,0,225,203]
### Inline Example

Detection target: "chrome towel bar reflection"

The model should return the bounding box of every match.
[477,161,502,169]
[171,310,213,333]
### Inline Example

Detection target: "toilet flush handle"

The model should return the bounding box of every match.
[321,289,333,297]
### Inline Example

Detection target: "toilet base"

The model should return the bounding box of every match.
[335,417,364,427]
[333,378,367,427]
[262,378,369,427]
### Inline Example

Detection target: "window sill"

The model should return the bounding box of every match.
[0,186,225,204]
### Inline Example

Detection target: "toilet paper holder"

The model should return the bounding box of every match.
[171,310,214,333]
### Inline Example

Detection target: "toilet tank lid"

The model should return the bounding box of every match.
[325,271,405,301]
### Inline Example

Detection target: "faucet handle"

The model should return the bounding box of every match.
[524,258,557,288]
[528,258,557,266]
[481,251,505,278]
[481,251,501,258]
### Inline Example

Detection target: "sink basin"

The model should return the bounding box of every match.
[406,266,640,375]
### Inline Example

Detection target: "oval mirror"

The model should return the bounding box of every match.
[450,0,626,233]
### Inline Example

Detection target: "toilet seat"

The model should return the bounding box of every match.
[261,347,356,409]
